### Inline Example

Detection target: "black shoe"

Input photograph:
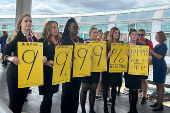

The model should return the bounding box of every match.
[141,97,147,104]
[95,96,99,101]
[104,107,109,113]
[89,110,96,113]
[152,105,164,111]
[150,103,158,107]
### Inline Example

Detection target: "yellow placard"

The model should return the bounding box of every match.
[18,42,43,88]
[52,45,73,85]
[128,45,149,75]
[73,43,92,77]
[109,43,129,72]
[91,41,107,72]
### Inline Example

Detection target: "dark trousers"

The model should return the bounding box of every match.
[61,77,82,113]
[40,94,53,113]
[7,75,29,113]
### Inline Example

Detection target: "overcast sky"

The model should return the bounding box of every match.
[0,0,170,15]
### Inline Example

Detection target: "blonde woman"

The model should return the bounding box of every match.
[80,27,100,113]
[2,14,47,113]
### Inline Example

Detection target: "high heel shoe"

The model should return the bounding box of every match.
[152,105,164,111]
[150,103,158,107]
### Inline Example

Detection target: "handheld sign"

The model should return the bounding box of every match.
[52,45,73,85]
[18,42,43,88]
[73,43,92,77]
[91,41,107,72]
[109,43,129,72]
[128,45,149,75]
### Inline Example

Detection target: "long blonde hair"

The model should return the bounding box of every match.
[41,21,60,41]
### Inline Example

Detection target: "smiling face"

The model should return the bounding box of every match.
[68,21,79,35]
[138,31,146,41]
[50,22,58,37]
[130,31,137,41]
[112,30,120,40]
[89,29,98,40]
[20,16,32,31]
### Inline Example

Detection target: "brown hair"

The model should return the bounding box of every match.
[98,29,102,33]
[102,31,109,41]
[41,21,60,41]
[2,31,8,37]
[108,27,120,49]
[157,31,167,43]
[129,28,137,35]
[138,29,146,34]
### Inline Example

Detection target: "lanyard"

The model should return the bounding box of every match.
[26,33,34,42]
[70,37,79,44]
[129,41,136,45]
[50,38,59,46]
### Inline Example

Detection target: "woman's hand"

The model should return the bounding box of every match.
[148,56,152,62]
[127,52,129,56]
[108,51,112,58]
[8,56,19,65]
[149,47,152,54]
[44,60,54,68]
[43,56,47,63]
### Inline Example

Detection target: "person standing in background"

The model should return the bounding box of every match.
[97,30,103,41]
[0,31,8,65]
[137,29,153,104]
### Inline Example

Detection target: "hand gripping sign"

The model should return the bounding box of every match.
[91,41,107,72]
[109,43,129,73]
[128,45,149,76]
[52,45,73,85]
[73,43,92,77]
[18,42,43,88]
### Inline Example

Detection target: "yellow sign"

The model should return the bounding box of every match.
[91,41,107,72]
[109,43,129,72]
[18,42,43,88]
[52,45,73,85]
[128,45,149,75]
[73,43,92,77]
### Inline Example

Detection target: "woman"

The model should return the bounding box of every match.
[60,18,84,113]
[124,28,144,113]
[102,27,123,113]
[80,27,100,113]
[0,31,8,65]
[38,21,60,113]
[2,14,46,113]
[150,31,167,111]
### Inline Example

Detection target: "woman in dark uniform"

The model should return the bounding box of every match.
[38,21,60,113]
[80,27,100,113]
[124,28,143,113]
[2,14,47,113]
[102,27,123,113]
[60,18,84,113]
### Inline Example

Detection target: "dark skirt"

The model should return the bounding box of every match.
[124,72,142,89]
[81,72,100,83]
[102,71,122,87]
[39,66,59,96]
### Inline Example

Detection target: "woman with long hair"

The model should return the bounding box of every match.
[60,18,84,113]
[150,31,167,111]
[102,27,123,113]
[38,21,60,113]
[80,27,100,113]
[2,14,46,113]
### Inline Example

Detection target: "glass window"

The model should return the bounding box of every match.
[34,32,42,39]
[0,18,15,23]
[115,24,128,32]
[142,6,160,11]
[145,33,151,40]
[129,13,138,20]
[59,25,65,32]
[0,31,2,36]
[7,24,15,31]
[138,11,155,19]
[0,25,2,30]
[79,33,89,40]
[96,24,108,32]
[165,33,170,56]
[136,22,152,32]
[162,9,170,17]
[51,17,70,23]
[162,21,170,32]
[34,25,44,32]
[80,25,90,32]
[8,31,13,35]
[81,15,110,22]
[32,18,46,23]
[128,23,135,32]
[116,13,129,21]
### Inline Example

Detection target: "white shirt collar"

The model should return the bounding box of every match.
[21,31,33,37]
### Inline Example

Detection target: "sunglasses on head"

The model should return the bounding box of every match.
[138,34,144,36]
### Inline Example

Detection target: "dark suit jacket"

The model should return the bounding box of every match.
[2,31,37,77]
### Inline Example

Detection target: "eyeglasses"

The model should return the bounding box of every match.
[138,34,144,36]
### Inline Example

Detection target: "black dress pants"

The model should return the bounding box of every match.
[40,94,53,113]
[7,75,29,113]
[61,77,82,113]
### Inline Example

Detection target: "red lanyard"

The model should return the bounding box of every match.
[50,38,59,46]
[70,37,79,44]
[129,41,136,45]
[26,33,34,42]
